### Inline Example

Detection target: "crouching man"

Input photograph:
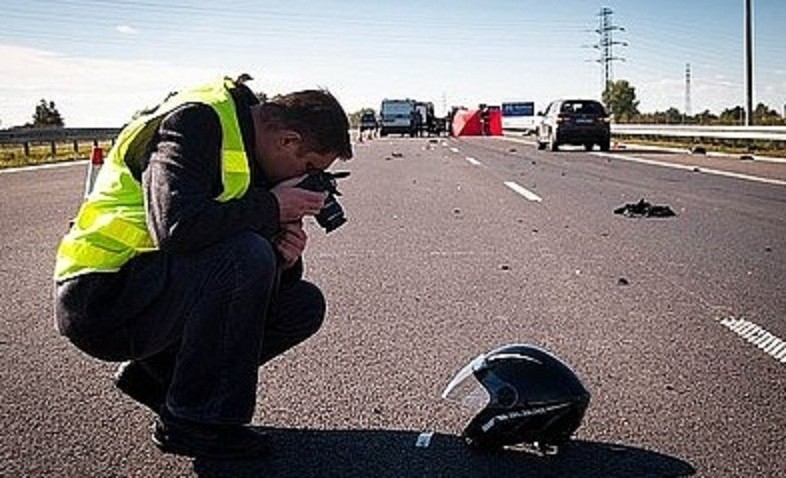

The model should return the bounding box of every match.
[53,75,352,459]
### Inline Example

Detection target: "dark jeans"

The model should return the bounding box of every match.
[55,232,325,424]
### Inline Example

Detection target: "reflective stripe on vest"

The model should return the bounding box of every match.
[54,77,251,281]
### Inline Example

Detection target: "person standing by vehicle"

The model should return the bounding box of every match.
[53,75,352,459]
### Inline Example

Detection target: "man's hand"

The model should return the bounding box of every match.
[274,221,307,269]
[271,175,327,223]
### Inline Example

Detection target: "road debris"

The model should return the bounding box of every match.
[614,199,677,218]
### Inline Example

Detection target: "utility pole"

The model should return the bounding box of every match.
[684,63,692,123]
[595,7,627,97]
[441,92,447,117]
[744,0,754,126]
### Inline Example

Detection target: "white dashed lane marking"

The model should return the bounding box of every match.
[504,181,542,203]
[465,156,481,166]
[718,317,786,364]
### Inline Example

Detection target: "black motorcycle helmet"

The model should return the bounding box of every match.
[442,344,590,452]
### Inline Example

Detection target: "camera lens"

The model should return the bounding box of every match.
[316,195,346,233]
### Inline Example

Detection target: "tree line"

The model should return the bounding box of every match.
[2,99,66,129]
[7,89,785,129]
[602,80,785,126]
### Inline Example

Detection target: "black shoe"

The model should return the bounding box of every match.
[151,408,272,459]
[114,361,166,414]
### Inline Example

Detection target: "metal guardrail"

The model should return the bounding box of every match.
[0,127,120,144]
[611,124,786,141]
[0,127,120,158]
[4,125,785,144]
[504,124,786,142]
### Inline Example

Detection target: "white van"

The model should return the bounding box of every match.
[380,99,416,137]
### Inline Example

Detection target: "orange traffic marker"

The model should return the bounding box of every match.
[84,146,104,198]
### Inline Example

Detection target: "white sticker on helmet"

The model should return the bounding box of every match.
[415,431,434,448]
[480,402,572,432]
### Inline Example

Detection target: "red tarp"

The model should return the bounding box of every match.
[451,107,503,136]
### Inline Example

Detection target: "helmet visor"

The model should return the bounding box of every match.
[442,354,490,411]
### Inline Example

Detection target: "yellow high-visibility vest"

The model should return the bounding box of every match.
[55,77,251,281]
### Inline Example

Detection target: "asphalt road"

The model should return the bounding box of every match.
[1,136,784,477]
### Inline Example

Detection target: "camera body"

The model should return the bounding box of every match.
[295,171,350,233]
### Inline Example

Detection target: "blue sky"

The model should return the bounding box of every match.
[1,0,784,126]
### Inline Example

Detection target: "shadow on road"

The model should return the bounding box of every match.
[607,147,693,155]
[192,428,695,478]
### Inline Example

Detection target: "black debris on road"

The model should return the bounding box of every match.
[614,199,677,218]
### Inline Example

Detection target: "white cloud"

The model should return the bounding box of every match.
[116,25,139,35]
[0,44,224,127]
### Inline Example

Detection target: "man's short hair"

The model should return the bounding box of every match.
[258,90,353,160]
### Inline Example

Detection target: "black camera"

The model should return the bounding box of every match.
[296,171,350,233]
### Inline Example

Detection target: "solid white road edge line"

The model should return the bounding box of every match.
[718,317,786,364]
[0,159,87,175]
[504,181,543,202]
[592,152,786,187]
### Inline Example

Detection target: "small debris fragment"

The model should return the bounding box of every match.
[614,199,676,218]
[453,208,461,214]
[500,264,510,271]
[391,151,403,158]
[690,146,707,155]
[373,407,382,414]
[765,247,772,252]
[509,148,517,153]
[617,277,630,286]
[739,154,754,161]
[532,228,539,233]
[693,167,701,172]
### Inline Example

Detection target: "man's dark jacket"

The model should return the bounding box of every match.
[56,83,302,325]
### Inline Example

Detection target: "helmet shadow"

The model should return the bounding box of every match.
[192,428,695,478]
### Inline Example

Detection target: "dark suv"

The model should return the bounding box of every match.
[536,100,610,152]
